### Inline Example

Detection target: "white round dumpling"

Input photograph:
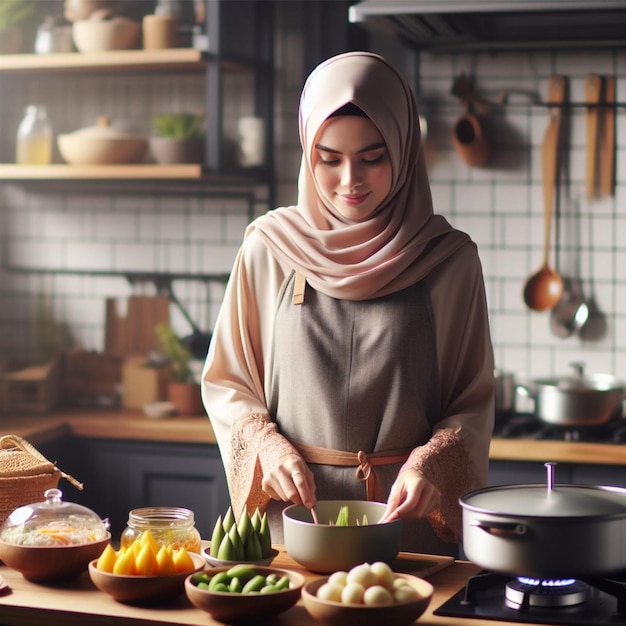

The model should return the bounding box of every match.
[363,585,394,606]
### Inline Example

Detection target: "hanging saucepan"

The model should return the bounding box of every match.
[515,361,625,427]
[461,462,626,579]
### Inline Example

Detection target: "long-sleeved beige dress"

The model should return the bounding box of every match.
[202,223,494,556]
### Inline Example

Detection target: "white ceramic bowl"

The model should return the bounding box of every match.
[202,546,278,568]
[143,401,177,419]
[282,500,402,574]
[57,126,148,165]
[72,18,141,53]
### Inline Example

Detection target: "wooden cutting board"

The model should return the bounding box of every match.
[125,295,170,356]
[259,546,453,580]
[104,296,170,357]
[200,541,455,581]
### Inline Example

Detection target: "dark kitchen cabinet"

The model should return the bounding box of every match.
[41,437,230,542]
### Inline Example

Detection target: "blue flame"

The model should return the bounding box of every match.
[517,577,576,587]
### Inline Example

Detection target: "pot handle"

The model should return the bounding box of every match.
[469,519,528,537]
[514,383,534,398]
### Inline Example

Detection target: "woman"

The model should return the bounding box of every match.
[202,51,494,556]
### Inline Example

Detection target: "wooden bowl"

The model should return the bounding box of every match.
[301,573,434,626]
[0,535,110,582]
[88,552,205,603]
[283,500,402,573]
[184,565,304,622]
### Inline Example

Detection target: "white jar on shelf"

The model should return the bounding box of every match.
[16,105,53,165]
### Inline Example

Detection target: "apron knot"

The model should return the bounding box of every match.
[355,450,372,482]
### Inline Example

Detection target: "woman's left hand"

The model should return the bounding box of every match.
[378,469,440,524]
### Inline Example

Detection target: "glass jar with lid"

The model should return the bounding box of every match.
[120,506,201,553]
[16,105,53,165]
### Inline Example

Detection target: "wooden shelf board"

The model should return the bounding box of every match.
[0,49,208,73]
[0,163,204,180]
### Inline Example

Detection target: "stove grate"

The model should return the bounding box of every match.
[434,571,626,625]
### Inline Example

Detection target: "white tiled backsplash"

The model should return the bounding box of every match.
[1,4,625,386]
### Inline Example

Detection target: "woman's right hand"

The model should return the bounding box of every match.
[261,453,317,510]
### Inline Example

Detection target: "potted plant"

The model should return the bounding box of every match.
[155,323,203,416]
[0,0,35,54]
[148,112,205,165]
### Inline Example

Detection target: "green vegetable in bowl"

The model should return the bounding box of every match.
[209,506,272,560]
[332,505,369,526]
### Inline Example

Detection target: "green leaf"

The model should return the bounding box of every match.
[152,113,205,140]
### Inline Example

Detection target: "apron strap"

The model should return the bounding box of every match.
[292,272,306,305]
[293,441,411,502]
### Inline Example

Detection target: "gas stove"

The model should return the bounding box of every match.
[493,413,626,443]
[434,570,626,625]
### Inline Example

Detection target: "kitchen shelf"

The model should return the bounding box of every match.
[0,1,275,191]
[0,163,203,180]
[0,48,210,74]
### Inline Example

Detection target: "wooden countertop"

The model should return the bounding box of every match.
[0,409,217,446]
[0,409,624,465]
[0,547,554,626]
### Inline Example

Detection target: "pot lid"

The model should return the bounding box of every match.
[67,116,142,140]
[534,361,625,391]
[461,483,626,518]
[460,461,626,518]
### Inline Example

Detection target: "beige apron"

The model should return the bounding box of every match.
[266,271,457,556]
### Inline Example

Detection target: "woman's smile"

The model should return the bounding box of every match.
[340,192,371,206]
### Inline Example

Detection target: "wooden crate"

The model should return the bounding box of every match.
[1,357,62,413]
[61,350,122,407]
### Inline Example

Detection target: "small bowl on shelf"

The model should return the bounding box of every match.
[142,401,177,419]
[185,565,304,622]
[301,572,434,626]
[202,545,278,568]
[282,500,402,574]
[88,552,205,603]
[57,116,147,166]
[72,17,141,53]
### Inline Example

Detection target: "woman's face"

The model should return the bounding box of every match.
[312,115,392,222]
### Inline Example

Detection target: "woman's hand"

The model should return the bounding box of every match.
[261,453,317,510]
[378,469,440,524]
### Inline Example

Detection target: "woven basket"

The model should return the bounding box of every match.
[0,435,83,527]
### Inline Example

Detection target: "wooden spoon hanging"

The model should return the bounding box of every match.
[585,74,603,200]
[523,76,566,312]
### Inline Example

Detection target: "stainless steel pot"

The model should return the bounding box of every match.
[494,370,516,413]
[460,463,626,578]
[516,362,625,427]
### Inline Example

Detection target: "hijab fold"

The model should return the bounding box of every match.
[251,51,469,301]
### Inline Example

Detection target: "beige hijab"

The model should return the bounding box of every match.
[252,51,470,300]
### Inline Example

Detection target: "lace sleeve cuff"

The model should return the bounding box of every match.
[230,411,298,516]
[400,427,472,543]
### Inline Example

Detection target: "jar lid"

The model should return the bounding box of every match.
[0,488,109,546]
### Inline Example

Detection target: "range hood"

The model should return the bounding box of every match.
[349,0,626,52]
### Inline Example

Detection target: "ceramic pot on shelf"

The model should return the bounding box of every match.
[167,381,203,416]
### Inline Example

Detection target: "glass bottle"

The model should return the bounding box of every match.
[120,506,201,553]
[16,105,53,165]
